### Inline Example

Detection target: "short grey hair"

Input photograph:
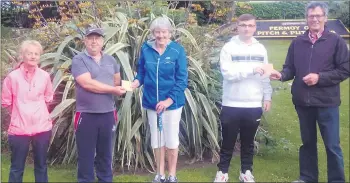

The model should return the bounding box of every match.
[149,17,173,33]
[305,1,329,17]
[18,40,43,61]
[19,40,43,55]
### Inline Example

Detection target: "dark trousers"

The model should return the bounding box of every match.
[75,111,117,183]
[217,107,262,174]
[295,106,345,182]
[8,130,51,183]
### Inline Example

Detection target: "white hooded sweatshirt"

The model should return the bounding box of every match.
[220,35,272,108]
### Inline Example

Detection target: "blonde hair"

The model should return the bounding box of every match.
[15,40,43,69]
[19,40,43,56]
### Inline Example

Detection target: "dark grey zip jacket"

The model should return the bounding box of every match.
[281,28,349,107]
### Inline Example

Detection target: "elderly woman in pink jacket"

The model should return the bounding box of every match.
[2,40,53,183]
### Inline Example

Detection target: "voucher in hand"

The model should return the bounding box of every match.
[263,63,274,76]
[122,80,133,91]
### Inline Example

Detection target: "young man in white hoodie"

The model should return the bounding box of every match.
[213,14,272,183]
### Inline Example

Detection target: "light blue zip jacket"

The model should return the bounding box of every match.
[135,40,188,110]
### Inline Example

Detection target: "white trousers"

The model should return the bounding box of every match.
[147,107,183,149]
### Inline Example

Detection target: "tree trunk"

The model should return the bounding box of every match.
[184,1,192,26]
[226,1,236,24]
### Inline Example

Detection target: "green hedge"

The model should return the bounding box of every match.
[235,1,349,28]
[329,1,350,28]
[236,2,306,20]
[191,1,349,29]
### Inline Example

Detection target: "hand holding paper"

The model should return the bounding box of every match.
[122,80,133,91]
[131,79,140,89]
[262,63,274,77]
[270,70,282,80]
[254,63,274,76]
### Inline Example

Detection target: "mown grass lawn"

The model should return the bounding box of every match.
[1,39,349,182]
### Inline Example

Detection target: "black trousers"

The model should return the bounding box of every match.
[75,111,117,183]
[217,106,262,174]
[8,131,51,183]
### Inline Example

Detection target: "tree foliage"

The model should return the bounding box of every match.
[328,1,350,28]
[235,1,306,20]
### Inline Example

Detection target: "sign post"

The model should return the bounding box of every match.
[254,19,349,38]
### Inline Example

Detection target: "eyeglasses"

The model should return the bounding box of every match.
[238,24,256,28]
[307,14,325,20]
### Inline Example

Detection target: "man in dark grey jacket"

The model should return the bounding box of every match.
[270,2,349,183]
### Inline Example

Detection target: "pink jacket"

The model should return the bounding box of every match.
[2,64,54,136]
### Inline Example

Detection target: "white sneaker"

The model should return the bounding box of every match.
[291,180,305,183]
[213,171,228,182]
[239,170,255,182]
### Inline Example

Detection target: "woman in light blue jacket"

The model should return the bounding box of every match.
[132,17,188,183]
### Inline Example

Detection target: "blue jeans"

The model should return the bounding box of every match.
[8,131,51,183]
[295,106,345,182]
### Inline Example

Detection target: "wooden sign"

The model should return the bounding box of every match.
[254,19,349,38]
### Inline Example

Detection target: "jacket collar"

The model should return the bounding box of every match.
[301,26,330,42]
[146,39,172,50]
[19,63,38,81]
[19,63,38,74]
[83,49,104,58]
[230,35,259,45]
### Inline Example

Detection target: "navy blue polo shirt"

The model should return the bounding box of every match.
[71,50,120,113]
